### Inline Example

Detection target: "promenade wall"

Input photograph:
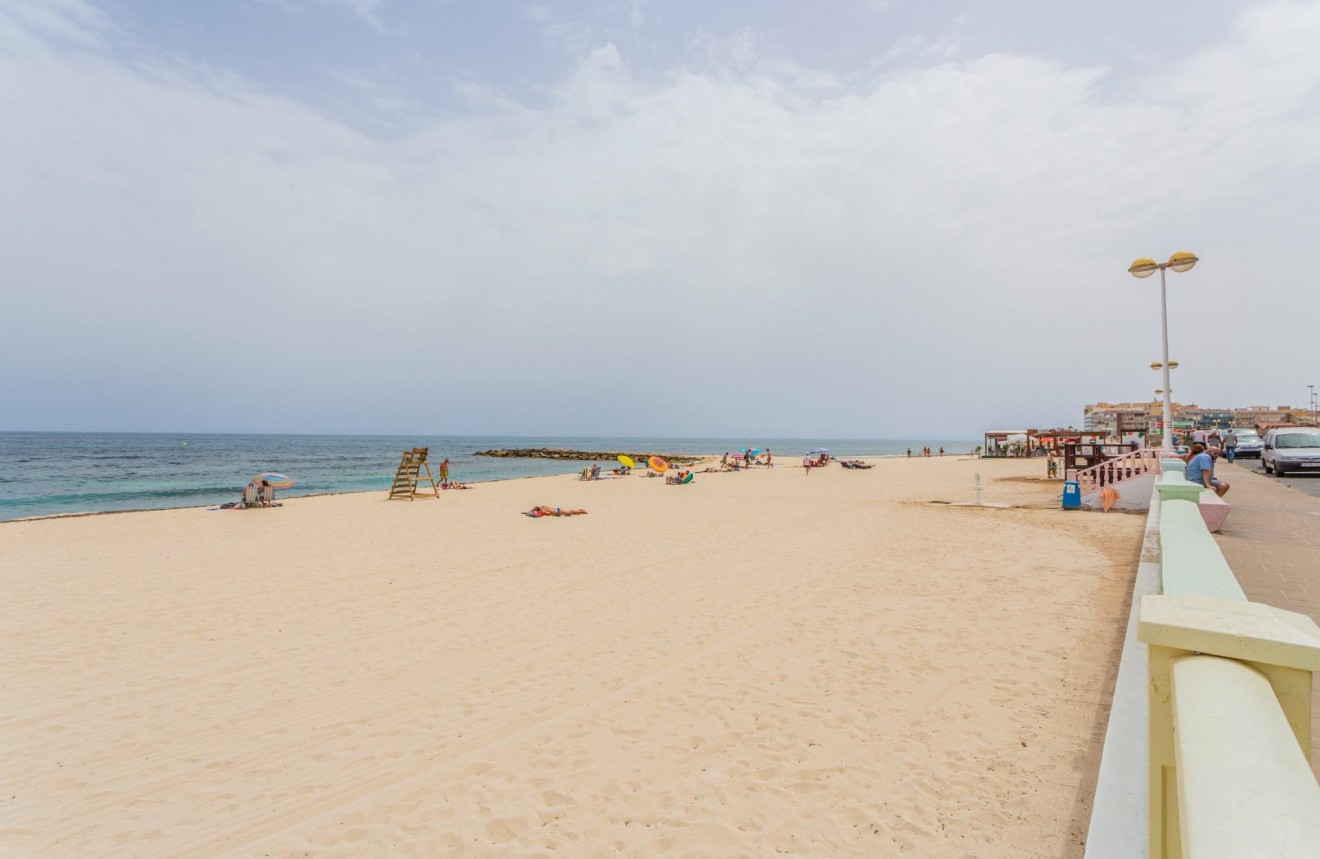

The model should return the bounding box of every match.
[1085,469,1320,857]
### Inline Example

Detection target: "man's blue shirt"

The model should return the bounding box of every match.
[1185,452,1214,485]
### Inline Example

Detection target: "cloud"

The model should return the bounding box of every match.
[258,0,387,29]
[2,2,1319,435]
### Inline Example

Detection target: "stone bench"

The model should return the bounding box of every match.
[1198,492,1230,533]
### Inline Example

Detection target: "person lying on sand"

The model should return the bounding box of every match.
[526,506,587,517]
[444,481,471,490]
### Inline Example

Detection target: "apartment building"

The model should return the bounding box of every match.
[1084,401,1314,434]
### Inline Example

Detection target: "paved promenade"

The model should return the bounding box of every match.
[1235,457,1320,500]
[1213,461,1320,773]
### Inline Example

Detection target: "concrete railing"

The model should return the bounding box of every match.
[1153,473,1244,601]
[1137,470,1320,856]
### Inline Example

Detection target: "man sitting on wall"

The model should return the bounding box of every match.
[1184,443,1230,498]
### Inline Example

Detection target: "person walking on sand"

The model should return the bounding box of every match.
[440,458,449,484]
[907,447,912,458]
[764,449,773,467]
[939,446,944,456]
[803,454,812,474]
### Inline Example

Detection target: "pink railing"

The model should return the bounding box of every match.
[1076,448,1163,496]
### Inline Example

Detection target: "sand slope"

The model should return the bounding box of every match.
[0,456,1141,857]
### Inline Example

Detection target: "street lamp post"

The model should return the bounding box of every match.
[1129,251,1199,454]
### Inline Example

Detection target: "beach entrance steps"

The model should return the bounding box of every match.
[1076,448,1163,511]
[388,447,440,500]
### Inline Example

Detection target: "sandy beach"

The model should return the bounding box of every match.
[1,455,1142,857]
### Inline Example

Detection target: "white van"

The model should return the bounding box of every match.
[1262,428,1320,476]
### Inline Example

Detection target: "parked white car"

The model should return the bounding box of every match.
[1262,428,1320,476]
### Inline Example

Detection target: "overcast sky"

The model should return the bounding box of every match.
[3,0,1318,438]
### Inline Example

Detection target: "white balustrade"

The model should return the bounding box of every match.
[1075,448,1163,496]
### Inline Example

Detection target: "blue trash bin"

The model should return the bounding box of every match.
[1062,480,1081,510]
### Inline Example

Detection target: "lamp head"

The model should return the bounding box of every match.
[1129,257,1159,278]
[1168,360,1179,369]
[1167,251,1198,273]
[1150,362,1163,370]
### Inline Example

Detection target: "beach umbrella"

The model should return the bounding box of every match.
[809,448,830,455]
[648,455,669,472]
[746,448,762,456]
[617,455,635,468]
[252,472,295,488]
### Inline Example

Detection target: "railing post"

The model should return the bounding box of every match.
[1139,594,1320,858]
[1156,477,1201,506]
[1159,458,1185,476]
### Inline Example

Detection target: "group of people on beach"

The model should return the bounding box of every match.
[215,479,278,510]
[802,452,830,472]
[713,450,773,471]
[906,447,943,457]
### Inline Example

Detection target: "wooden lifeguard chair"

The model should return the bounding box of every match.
[388,447,440,500]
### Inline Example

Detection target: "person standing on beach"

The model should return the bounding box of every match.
[907,447,912,458]
[721,452,729,469]
[802,454,811,474]
[764,449,772,467]
[939,446,944,456]
[440,458,450,484]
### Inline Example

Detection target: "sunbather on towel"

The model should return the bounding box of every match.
[527,505,588,517]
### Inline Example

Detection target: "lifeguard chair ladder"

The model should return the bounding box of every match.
[388,447,440,500]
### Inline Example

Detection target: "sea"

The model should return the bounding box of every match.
[0,432,978,522]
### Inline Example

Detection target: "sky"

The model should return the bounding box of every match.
[2,0,1319,438]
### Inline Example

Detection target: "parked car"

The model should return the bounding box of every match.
[1262,428,1320,476]
[1230,428,1263,458]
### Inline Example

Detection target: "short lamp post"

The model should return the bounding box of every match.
[1130,251,1199,454]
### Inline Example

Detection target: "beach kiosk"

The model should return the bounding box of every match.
[982,430,1031,458]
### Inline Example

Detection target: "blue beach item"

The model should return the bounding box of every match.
[1062,480,1081,509]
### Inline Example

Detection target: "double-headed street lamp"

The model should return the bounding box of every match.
[1129,251,1199,454]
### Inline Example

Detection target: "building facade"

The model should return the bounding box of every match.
[1084,401,1314,437]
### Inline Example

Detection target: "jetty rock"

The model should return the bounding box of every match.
[473,448,703,465]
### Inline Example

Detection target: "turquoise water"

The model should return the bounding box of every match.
[0,433,977,521]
